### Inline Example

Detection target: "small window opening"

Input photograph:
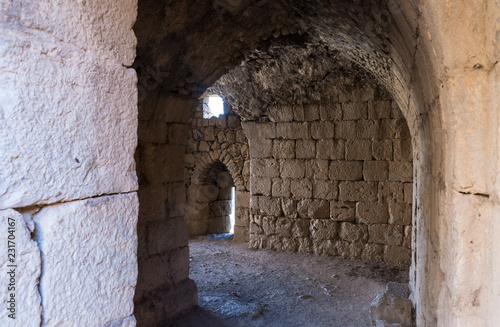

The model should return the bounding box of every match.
[203,95,225,118]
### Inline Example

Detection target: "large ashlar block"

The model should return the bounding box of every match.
[33,193,138,327]
[251,159,279,177]
[0,209,41,327]
[339,181,378,202]
[0,0,137,66]
[0,29,138,209]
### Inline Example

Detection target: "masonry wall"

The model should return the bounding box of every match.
[243,81,413,264]
[185,104,250,241]
[0,2,139,326]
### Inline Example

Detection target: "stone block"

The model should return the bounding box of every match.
[257,196,282,216]
[212,200,232,216]
[142,144,184,184]
[138,186,167,223]
[292,219,310,238]
[330,202,356,221]
[281,198,297,218]
[198,141,210,152]
[226,130,236,144]
[372,140,393,160]
[185,201,210,222]
[368,224,403,246]
[319,103,342,121]
[188,185,219,202]
[138,120,168,144]
[250,177,272,196]
[236,130,247,144]
[148,217,189,255]
[34,194,138,326]
[339,222,368,243]
[368,100,392,119]
[227,114,241,128]
[290,179,313,199]
[316,139,345,160]
[330,161,363,181]
[272,178,291,197]
[311,121,334,139]
[362,243,385,261]
[384,246,412,264]
[215,116,227,129]
[403,226,412,249]
[235,207,250,227]
[292,104,305,121]
[281,160,306,179]
[216,171,233,188]
[268,105,294,122]
[276,122,309,139]
[0,209,41,327]
[310,219,338,240]
[218,187,232,200]
[236,191,250,208]
[297,199,330,219]
[378,182,404,202]
[345,140,372,160]
[363,161,389,181]
[356,120,379,139]
[298,238,313,253]
[208,216,230,234]
[379,119,398,139]
[313,240,337,256]
[403,183,413,204]
[335,121,357,139]
[262,216,277,235]
[313,180,339,200]
[305,160,330,180]
[273,140,295,159]
[233,226,249,242]
[166,182,185,218]
[296,139,316,159]
[339,181,378,202]
[356,202,389,224]
[386,282,411,299]
[251,158,279,177]
[336,240,364,259]
[203,126,215,141]
[282,238,299,252]
[393,138,412,161]
[249,139,272,158]
[388,202,412,225]
[275,217,293,238]
[370,292,413,327]
[389,161,413,182]
[304,103,320,121]
[342,102,367,120]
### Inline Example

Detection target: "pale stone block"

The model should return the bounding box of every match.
[262,216,277,235]
[370,292,412,326]
[389,161,413,182]
[297,199,330,219]
[34,193,138,327]
[335,121,357,139]
[250,177,271,196]
[336,240,364,259]
[356,202,389,224]
[339,181,378,202]
[292,219,310,238]
[251,158,279,177]
[342,102,367,120]
[330,161,363,181]
[281,198,297,218]
[356,119,380,139]
[0,30,138,209]
[236,191,250,208]
[311,121,334,139]
[330,201,356,221]
[272,178,291,197]
[281,238,299,252]
[310,219,338,240]
[103,315,136,327]
[393,138,413,161]
[403,183,413,204]
[363,161,389,181]
[345,140,372,160]
[362,243,385,261]
[305,160,329,180]
[368,224,403,246]
[268,105,294,122]
[372,140,393,160]
[257,196,282,216]
[388,202,412,225]
[0,209,41,327]
[304,103,320,121]
[367,100,392,119]
[235,207,250,227]
[313,240,337,256]
[276,122,309,139]
[313,180,339,200]
[290,179,313,199]
[281,160,306,179]
[339,222,368,243]
[378,182,404,202]
[273,140,295,159]
[384,245,411,263]
[296,139,316,159]
[275,217,293,238]
[249,139,273,158]
[298,238,313,253]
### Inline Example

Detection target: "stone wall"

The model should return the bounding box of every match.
[0,1,139,326]
[134,92,198,325]
[185,103,250,241]
[243,80,413,264]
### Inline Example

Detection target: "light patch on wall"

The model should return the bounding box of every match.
[203,95,225,118]
[230,187,235,234]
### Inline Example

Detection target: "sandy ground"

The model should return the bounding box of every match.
[167,234,409,327]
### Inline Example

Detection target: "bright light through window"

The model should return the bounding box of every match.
[203,95,225,118]
[230,187,235,234]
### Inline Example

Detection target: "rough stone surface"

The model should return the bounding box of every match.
[370,292,413,327]
[34,193,138,327]
[0,209,41,327]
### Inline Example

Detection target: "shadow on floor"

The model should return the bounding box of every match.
[164,306,230,327]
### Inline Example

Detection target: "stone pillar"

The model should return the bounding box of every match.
[0,1,139,326]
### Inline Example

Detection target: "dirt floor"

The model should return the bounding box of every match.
[167,234,409,327]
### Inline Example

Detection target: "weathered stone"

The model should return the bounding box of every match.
[268,105,294,122]
[276,122,309,139]
[310,219,338,240]
[311,121,334,139]
[356,202,389,224]
[388,161,413,182]
[251,177,272,196]
[339,222,368,243]
[148,217,189,255]
[403,183,413,204]
[249,139,272,158]
[386,282,411,299]
[273,140,296,159]
[251,158,279,177]
[335,121,357,139]
[290,179,313,199]
[388,202,412,225]
[368,224,403,246]
[272,178,291,197]
[313,180,339,200]
[345,139,372,160]
[292,219,310,238]
[330,161,363,181]
[34,193,138,327]
[319,103,342,121]
[330,201,356,221]
[296,139,316,159]
[305,160,330,180]
[370,292,413,327]
[339,181,378,202]
[297,199,330,219]
[303,103,320,121]
[363,161,389,181]
[357,120,379,139]
[368,100,391,119]
[342,102,367,120]
[362,243,385,261]
[403,226,412,249]
[378,182,404,203]
[257,196,282,216]
[372,140,393,160]
[281,160,306,179]
[393,138,412,161]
